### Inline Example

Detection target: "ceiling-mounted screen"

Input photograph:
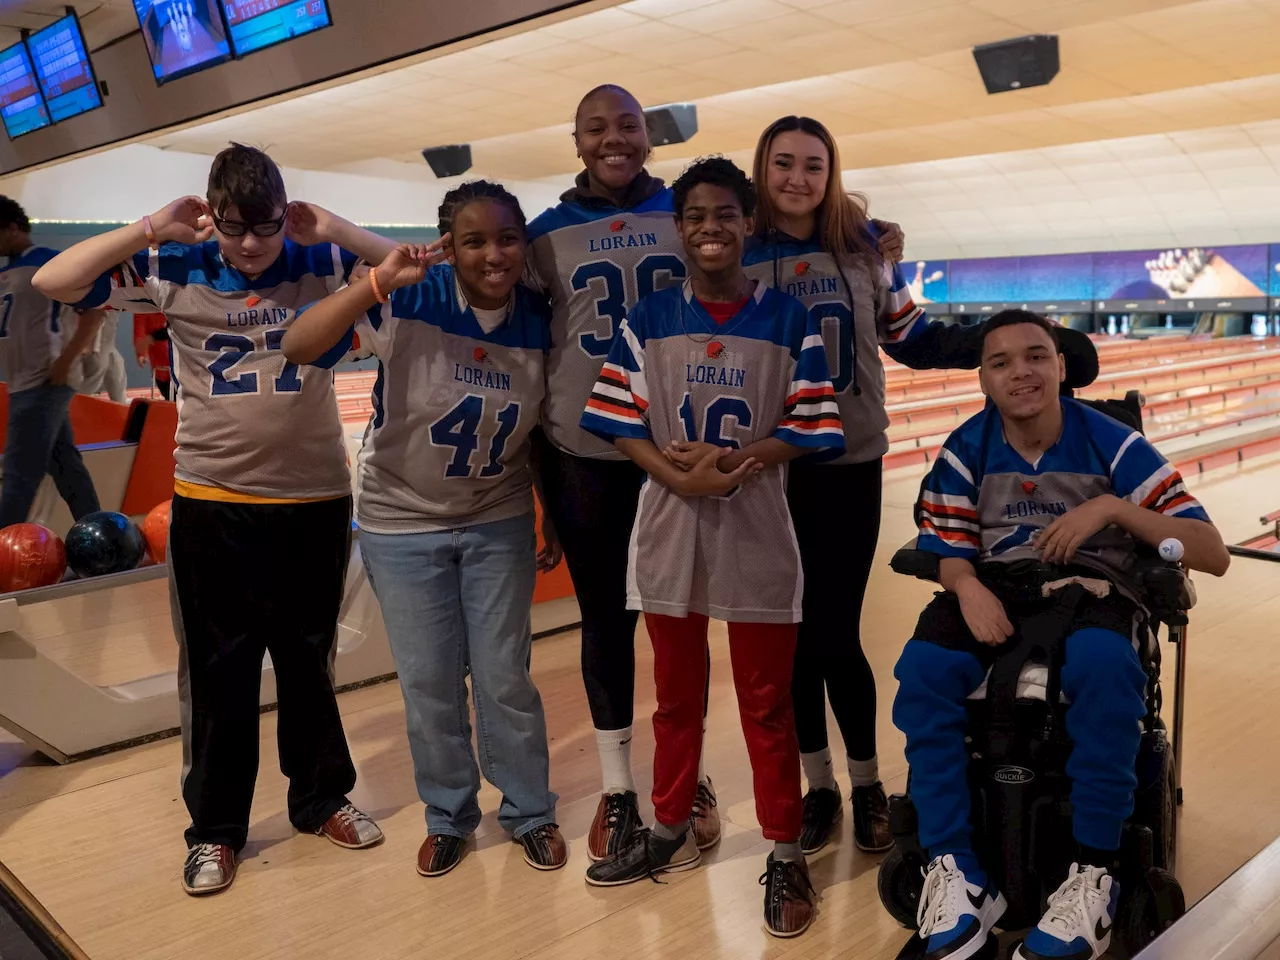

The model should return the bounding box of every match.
[133,0,233,84]
[27,13,102,123]
[0,42,50,138]
[226,0,332,58]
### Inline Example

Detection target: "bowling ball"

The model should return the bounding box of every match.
[142,500,171,564]
[65,511,146,578]
[0,523,66,592]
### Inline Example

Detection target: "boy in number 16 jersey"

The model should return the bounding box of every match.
[581,158,842,939]
[34,145,396,897]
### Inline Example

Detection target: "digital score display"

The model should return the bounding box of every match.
[134,0,234,84]
[225,0,332,57]
[0,42,50,138]
[27,13,102,123]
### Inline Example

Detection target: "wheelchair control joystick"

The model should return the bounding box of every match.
[1158,538,1184,563]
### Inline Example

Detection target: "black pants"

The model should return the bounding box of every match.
[171,493,358,850]
[538,439,646,731]
[787,458,882,762]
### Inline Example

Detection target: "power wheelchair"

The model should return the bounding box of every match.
[877,329,1193,959]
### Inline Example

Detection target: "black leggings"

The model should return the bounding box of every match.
[539,439,646,731]
[787,458,882,762]
[539,437,711,733]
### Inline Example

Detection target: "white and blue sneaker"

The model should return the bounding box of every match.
[1014,864,1120,960]
[916,854,1007,959]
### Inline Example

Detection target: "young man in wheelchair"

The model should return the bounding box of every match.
[893,310,1229,960]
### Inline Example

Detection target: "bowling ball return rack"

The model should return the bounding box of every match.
[0,534,397,763]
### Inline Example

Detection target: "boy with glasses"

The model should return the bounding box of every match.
[34,143,396,897]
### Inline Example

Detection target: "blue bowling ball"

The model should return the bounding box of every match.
[65,511,146,578]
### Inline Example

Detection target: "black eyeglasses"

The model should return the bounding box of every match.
[214,213,286,238]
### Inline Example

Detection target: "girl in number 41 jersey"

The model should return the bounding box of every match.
[282,182,567,880]
[525,85,906,862]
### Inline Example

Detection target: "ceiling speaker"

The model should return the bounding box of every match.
[972,35,1059,94]
[421,144,472,178]
[645,103,698,147]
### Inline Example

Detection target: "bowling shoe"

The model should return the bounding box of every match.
[316,803,384,849]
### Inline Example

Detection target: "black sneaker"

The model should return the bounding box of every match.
[584,827,700,887]
[799,787,843,854]
[852,782,893,853]
[760,854,817,938]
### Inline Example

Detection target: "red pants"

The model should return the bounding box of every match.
[646,612,802,842]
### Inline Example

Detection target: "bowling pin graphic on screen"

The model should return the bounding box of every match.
[1140,248,1263,299]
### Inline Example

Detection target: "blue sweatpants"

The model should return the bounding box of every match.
[893,627,1147,872]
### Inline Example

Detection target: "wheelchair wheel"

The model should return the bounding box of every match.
[1113,868,1185,959]
[878,847,923,929]
[1151,748,1178,874]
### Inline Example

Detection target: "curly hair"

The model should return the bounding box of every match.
[437,180,526,238]
[671,156,756,219]
[0,195,30,233]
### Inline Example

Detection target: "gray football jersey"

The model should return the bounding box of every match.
[0,247,83,393]
[82,240,354,500]
[582,282,843,623]
[335,266,550,534]
[526,188,687,460]
[744,241,923,465]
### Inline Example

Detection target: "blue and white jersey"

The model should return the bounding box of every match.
[743,232,928,464]
[581,281,842,623]
[307,265,550,534]
[917,397,1211,597]
[0,247,84,392]
[526,186,687,460]
[74,240,356,499]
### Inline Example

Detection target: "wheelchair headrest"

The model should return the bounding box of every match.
[1056,327,1099,391]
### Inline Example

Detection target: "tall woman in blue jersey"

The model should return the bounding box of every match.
[283,182,566,879]
[746,116,979,855]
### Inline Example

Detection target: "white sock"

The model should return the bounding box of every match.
[802,748,839,792]
[848,755,880,789]
[697,717,708,783]
[596,726,636,795]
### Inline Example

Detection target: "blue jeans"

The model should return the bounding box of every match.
[360,512,557,839]
[0,383,99,528]
[893,627,1147,867]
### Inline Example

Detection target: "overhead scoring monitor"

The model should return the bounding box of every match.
[133,0,234,84]
[27,12,102,123]
[0,41,50,138]
[225,0,333,57]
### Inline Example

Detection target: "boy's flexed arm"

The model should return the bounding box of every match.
[34,198,212,305]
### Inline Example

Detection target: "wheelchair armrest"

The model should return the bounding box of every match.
[890,538,942,583]
[1135,558,1196,621]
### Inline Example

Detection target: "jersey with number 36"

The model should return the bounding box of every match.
[304,265,550,535]
[75,240,355,499]
[526,188,687,460]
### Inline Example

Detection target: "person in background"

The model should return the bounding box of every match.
[0,195,102,527]
[133,309,172,399]
[79,309,128,402]
[33,145,397,897]
[743,115,984,856]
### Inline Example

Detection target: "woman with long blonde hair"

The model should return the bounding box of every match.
[744,115,980,856]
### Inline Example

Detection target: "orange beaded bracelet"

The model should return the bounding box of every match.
[369,265,389,304]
